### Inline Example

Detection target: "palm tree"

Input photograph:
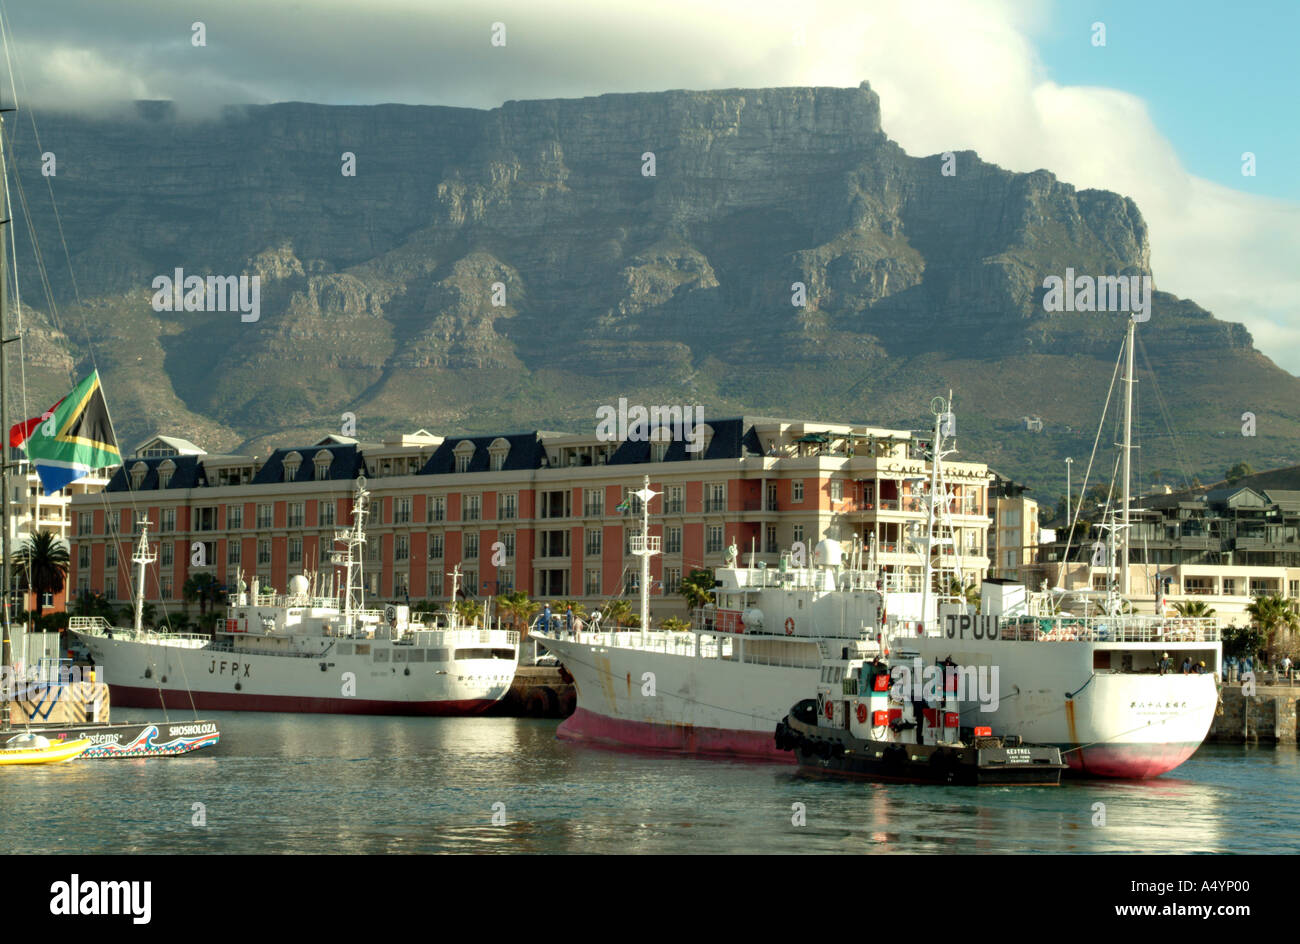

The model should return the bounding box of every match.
[452,598,481,627]
[1174,600,1216,618]
[661,616,690,632]
[182,573,224,616]
[1246,594,1300,659]
[548,599,588,620]
[602,599,633,628]
[13,530,68,623]
[680,569,715,610]
[495,590,540,636]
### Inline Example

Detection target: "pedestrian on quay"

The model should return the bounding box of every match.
[1158,652,1171,675]
[1181,656,1192,675]
[542,602,552,635]
[1242,655,1253,681]
[565,605,574,638]
[1225,654,1237,683]
[1282,654,1293,682]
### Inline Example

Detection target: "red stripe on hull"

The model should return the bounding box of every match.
[1062,740,1202,779]
[557,708,794,762]
[558,710,1202,779]
[107,684,498,716]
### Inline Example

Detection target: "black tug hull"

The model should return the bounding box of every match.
[777,716,1065,786]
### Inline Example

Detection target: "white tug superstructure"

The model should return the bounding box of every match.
[75,478,520,715]
[538,377,1222,779]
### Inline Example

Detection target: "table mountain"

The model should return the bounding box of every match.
[6,81,1291,499]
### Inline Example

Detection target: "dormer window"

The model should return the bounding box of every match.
[488,438,509,472]
[158,459,176,489]
[283,451,302,482]
[691,424,713,459]
[314,450,332,481]
[130,461,147,490]
[453,441,475,474]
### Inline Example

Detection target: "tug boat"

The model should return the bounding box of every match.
[774,642,1066,785]
[0,732,92,765]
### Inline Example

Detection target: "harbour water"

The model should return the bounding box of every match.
[4,711,1297,854]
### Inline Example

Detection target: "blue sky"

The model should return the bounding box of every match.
[1037,0,1299,200]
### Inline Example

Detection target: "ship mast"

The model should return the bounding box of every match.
[131,520,156,633]
[918,398,946,634]
[0,110,10,729]
[331,476,369,634]
[630,475,660,646]
[1120,316,1136,596]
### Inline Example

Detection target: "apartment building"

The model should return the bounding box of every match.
[986,473,1040,580]
[6,450,111,614]
[1030,481,1300,623]
[68,418,992,619]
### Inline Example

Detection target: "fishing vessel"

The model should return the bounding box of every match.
[75,478,521,714]
[773,643,1065,785]
[537,318,1221,777]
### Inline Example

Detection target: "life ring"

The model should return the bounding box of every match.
[824,699,834,720]
[855,703,868,724]
[785,617,795,636]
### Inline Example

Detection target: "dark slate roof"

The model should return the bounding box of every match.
[252,444,367,485]
[421,433,547,475]
[607,418,763,464]
[105,455,207,492]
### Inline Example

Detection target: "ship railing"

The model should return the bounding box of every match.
[723,566,922,594]
[68,616,115,636]
[994,615,1219,643]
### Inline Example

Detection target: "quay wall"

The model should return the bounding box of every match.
[490,666,575,719]
[1207,683,1299,743]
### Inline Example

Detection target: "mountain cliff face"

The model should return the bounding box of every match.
[4,82,1289,497]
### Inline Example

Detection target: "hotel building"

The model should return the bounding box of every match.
[67,418,992,622]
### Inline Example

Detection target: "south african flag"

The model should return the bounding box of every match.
[22,371,121,495]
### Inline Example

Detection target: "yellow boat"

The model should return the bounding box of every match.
[0,733,93,765]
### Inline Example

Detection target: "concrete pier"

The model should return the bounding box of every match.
[1208,681,1300,743]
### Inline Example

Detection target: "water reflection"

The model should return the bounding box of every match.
[0,713,1291,854]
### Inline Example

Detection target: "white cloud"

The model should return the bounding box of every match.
[4,0,1295,370]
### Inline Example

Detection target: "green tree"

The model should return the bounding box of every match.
[1225,462,1254,485]
[12,531,69,623]
[452,598,481,627]
[602,599,633,628]
[1222,624,1266,662]
[661,616,691,632]
[495,590,540,635]
[679,569,715,610]
[1245,594,1299,658]
[182,573,225,616]
[1173,600,1216,618]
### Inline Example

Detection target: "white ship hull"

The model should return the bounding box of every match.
[539,626,1220,777]
[78,632,518,716]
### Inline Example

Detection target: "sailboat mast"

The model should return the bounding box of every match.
[0,112,11,729]
[1121,317,1135,596]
